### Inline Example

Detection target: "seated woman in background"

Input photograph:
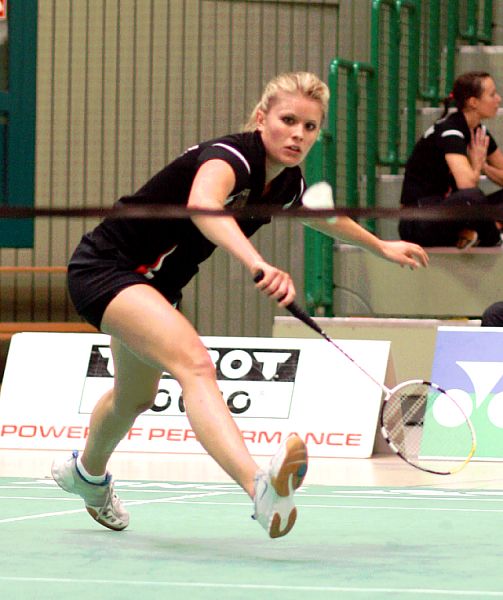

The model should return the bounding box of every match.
[399,71,503,249]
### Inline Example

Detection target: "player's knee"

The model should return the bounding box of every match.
[133,396,157,416]
[111,385,158,417]
[181,349,216,382]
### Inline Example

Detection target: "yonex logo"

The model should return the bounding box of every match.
[433,360,503,428]
[422,329,503,459]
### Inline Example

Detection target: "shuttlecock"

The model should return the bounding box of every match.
[301,181,334,209]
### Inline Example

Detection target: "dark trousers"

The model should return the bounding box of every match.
[399,187,503,247]
[482,301,503,326]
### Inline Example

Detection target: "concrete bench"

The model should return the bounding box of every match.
[333,245,503,318]
[273,315,480,383]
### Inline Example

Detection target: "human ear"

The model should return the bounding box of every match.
[466,96,479,111]
[256,109,266,131]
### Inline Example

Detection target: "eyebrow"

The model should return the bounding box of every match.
[281,112,319,122]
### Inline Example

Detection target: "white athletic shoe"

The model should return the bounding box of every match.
[51,451,129,531]
[253,434,308,538]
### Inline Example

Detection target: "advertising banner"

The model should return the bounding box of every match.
[0,332,391,458]
[422,326,503,460]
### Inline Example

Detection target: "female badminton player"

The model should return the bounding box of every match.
[51,72,428,539]
[399,71,503,249]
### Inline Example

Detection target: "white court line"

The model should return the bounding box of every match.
[119,490,231,508]
[298,503,503,513]
[3,485,503,503]
[156,500,503,513]
[0,480,241,491]
[0,484,243,494]
[329,489,503,497]
[0,496,79,501]
[2,496,503,521]
[2,480,503,499]
[0,485,240,496]
[0,577,501,596]
[0,490,231,524]
[304,494,503,503]
[0,507,88,523]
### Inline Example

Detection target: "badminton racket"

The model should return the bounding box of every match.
[253,271,476,474]
[285,301,476,475]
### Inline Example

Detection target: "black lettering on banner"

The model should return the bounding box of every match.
[86,346,113,377]
[227,391,251,414]
[83,345,299,419]
[151,391,186,414]
[85,345,300,383]
[151,390,171,413]
[208,348,299,382]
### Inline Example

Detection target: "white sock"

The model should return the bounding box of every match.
[76,456,107,485]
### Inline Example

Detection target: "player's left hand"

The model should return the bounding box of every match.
[379,240,429,269]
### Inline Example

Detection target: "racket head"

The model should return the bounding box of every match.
[380,379,476,475]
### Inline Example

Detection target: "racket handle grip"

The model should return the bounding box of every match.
[252,270,325,336]
[253,269,264,283]
[285,302,325,336]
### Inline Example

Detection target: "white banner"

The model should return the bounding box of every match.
[0,333,391,457]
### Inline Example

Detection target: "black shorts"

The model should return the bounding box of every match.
[67,235,181,330]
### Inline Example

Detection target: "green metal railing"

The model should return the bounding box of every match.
[371,0,419,173]
[304,60,376,316]
[459,0,493,45]
[327,59,377,213]
[419,0,493,105]
[304,131,334,316]
[304,0,493,315]
[372,0,494,164]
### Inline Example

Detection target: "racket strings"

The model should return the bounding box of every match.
[385,385,427,458]
[382,382,475,474]
[283,298,477,476]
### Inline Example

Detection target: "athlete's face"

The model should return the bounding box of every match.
[256,91,323,172]
[471,77,501,119]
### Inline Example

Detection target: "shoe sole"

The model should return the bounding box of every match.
[457,240,479,250]
[269,507,297,539]
[269,435,308,538]
[52,459,128,532]
[456,230,479,250]
[86,506,128,531]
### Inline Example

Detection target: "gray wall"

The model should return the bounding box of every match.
[1,0,346,333]
[1,0,498,332]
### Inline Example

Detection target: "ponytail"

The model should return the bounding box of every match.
[441,71,491,117]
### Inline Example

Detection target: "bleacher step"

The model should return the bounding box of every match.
[457,45,503,76]
[333,245,503,318]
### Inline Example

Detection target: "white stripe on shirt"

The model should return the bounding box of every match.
[283,179,305,209]
[212,143,251,174]
[441,129,465,139]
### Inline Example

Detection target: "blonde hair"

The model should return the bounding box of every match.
[243,72,329,132]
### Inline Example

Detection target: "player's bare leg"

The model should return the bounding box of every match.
[99,284,259,497]
[53,283,307,537]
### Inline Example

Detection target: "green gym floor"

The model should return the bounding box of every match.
[1,476,503,599]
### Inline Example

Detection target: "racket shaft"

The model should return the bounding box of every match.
[252,274,476,475]
[286,302,325,336]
